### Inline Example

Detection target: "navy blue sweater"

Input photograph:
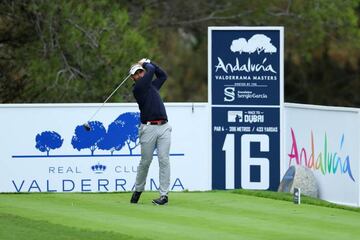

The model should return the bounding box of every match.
[132,62,168,124]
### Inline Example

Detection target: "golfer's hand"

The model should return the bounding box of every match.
[139,58,151,65]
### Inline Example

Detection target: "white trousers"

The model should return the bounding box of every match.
[135,123,171,196]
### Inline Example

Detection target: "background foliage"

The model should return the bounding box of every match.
[1,0,359,106]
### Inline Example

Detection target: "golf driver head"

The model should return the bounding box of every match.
[83,122,91,131]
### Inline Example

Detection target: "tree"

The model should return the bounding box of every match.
[35,131,63,156]
[1,0,360,107]
[0,0,157,103]
[140,0,360,106]
[71,121,106,155]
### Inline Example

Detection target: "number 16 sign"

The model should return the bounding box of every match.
[208,27,284,190]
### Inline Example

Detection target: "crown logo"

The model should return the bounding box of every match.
[91,163,106,174]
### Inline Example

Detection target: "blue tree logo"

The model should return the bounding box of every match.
[71,121,106,155]
[98,122,127,155]
[35,131,63,156]
[98,112,140,155]
[14,111,183,160]
[120,112,140,154]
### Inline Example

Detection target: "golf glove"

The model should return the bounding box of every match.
[139,58,151,65]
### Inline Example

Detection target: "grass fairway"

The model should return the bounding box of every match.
[0,191,359,240]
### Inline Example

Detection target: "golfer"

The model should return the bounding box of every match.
[129,58,171,205]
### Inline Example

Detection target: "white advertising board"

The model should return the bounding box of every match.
[2,101,359,206]
[0,103,210,193]
[284,103,360,206]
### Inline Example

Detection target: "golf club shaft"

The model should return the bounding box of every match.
[87,73,131,122]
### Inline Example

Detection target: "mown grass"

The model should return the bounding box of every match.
[232,189,360,213]
[0,191,359,240]
[0,213,140,240]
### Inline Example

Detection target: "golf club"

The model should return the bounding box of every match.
[83,73,131,131]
